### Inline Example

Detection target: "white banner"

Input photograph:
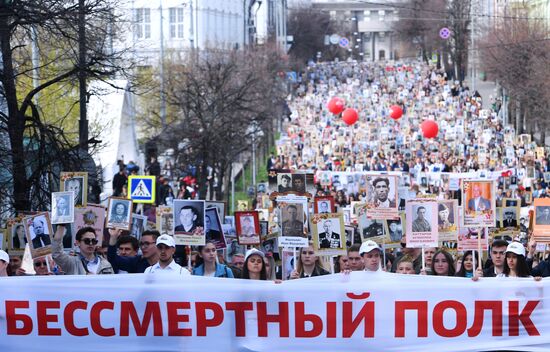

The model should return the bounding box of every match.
[1,273,550,352]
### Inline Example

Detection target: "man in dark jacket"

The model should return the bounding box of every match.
[107,229,160,273]
[483,239,508,277]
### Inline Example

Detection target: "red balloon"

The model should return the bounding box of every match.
[389,105,403,120]
[421,120,439,138]
[327,97,345,115]
[342,108,359,125]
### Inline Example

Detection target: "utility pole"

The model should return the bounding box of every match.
[78,0,88,152]
[159,2,166,128]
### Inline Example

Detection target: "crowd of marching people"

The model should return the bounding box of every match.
[1,60,549,282]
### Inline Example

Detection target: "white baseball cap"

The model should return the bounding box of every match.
[0,250,9,263]
[359,240,381,255]
[156,234,176,248]
[506,241,525,257]
[245,248,265,261]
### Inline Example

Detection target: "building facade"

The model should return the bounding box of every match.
[118,0,288,67]
[312,0,406,61]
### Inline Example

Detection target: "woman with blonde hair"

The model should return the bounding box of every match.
[290,243,329,279]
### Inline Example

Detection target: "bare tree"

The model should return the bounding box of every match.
[287,6,340,69]
[0,1,132,215]
[479,9,550,141]
[161,46,286,200]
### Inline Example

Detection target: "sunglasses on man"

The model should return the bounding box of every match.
[34,261,47,267]
[81,238,98,245]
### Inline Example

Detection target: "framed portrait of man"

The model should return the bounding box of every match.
[462,179,496,228]
[235,211,261,245]
[405,199,438,248]
[173,199,205,246]
[365,174,399,219]
[291,173,306,194]
[237,200,249,211]
[533,198,550,243]
[500,206,520,229]
[51,191,75,225]
[313,196,335,214]
[106,197,133,230]
[156,206,174,235]
[23,212,53,258]
[279,203,305,237]
[311,213,346,256]
[385,213,405,244]
[60,172,88,207]
[205,207,226,249]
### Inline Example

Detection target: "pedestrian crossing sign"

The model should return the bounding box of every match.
[128,176,156,204]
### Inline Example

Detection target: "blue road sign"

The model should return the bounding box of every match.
[128,176,156,204]
[339,37,350,48]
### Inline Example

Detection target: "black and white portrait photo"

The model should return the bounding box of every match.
[291,174,306,193]
[53,223,75,251]
[24,212,54,258]
[367,175,397,208]
[361,219,385,240]
[61,172,88,207]
[173,200,205,235]
[206,201,226,220]
[386,218,403,242]
[412,205,432,232]
[280,203,304,237]
[51,191,75,224]
[106,197,133,230]
[10,222,27,250]
[277,173,292,193]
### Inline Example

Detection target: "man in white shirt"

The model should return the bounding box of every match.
[144,234,190,275]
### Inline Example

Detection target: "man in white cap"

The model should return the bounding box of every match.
[0,250,9,277]
[359,240,382,272]
[144,234,190,275]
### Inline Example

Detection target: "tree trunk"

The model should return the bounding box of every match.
[1,18,29,211]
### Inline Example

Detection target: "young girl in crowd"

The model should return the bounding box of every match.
[192,242,234,278]
[242,248,267,280]
[456,251,482,278]
[431,250,456,276]
[290,243,329,279]
[498,242,541,280]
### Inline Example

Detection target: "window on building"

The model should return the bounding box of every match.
[169,7,184,38]
[133,8,151,39]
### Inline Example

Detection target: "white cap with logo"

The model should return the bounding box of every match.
[156,234,176,248]
[505,241,526,257]
[359,240,381,255]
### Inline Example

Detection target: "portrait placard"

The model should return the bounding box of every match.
[53,223,75,252]
[533,198,550,243]
[51,191,75,225]
[462,180,496,228]
[311,213,346,256]
[357,205,388,244]
[74,204,106,245]
[130,214,147,240]
[235,211,261,245]
[60,172,88,207]
[106,198,133,231]
[205,207,226,249]
[173,200,205,246]
[458,225,489,251]
[279,202,305,237]
[405,199,438,248]
[385,212,405,244]
[156,206,174,235]
[314,196,335,214]
[7,217,26,253]
[23,212,53,259]
[365,174,399,220]
[206,201,226,220]
[437,200,458,241]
